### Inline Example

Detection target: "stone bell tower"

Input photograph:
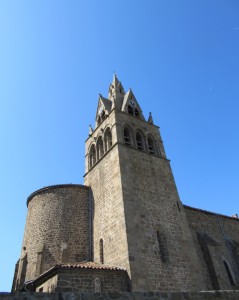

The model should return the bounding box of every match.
[84,75,205,291]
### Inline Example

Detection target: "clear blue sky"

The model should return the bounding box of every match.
[0,0,239,292]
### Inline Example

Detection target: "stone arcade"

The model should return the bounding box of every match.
[11,75,239,296]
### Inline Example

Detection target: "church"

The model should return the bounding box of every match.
[12,75,239,294]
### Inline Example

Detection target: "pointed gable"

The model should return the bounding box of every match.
[122,89,145,121]
[95,94,112,127]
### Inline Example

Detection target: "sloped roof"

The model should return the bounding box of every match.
[55,261,125,270]
[100,96,112,113]
[30,262,126,287]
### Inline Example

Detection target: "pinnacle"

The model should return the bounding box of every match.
[148,112,154,124]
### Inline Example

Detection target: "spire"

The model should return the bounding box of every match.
[147,112,154,125]
[108,74,125,109]
[112,73,120,89]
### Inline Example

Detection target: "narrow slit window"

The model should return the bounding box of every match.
[177,201,181,212]
[100,239,104,264]
[157,230,168,263]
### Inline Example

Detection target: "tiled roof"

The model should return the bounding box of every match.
[55,261,125,271]
[100,97,112,113]
[31,262,126,286]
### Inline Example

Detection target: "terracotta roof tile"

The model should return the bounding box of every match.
[55,261,125,271]
[30,261,126,286]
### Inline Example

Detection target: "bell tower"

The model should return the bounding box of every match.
[84,75,205,291]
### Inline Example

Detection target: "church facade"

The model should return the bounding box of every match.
[12,76,239,293]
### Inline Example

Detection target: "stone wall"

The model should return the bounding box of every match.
[1,291,239,300]
[13,185,90,291]
[112,109,205,291]
[185,206,239,291]
[35,269,129,293]
[84,111,131,276]
[84,108,207,292]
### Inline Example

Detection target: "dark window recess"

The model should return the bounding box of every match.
[97,111,106,126]
[136,133,144,150]
[135,108,140,117]
[39,288,43,292]
[124,128,131,146]
[224,261,236,287]
[89,145,96,168]
[148,137,155,154]
[105,128,112,151]
[97,137,104,159]
[197,233,220,290]
[100,239,104,264]
[128,105,134,115]
[157,230,168,263]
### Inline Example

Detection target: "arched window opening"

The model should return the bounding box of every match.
[224,261,236,287]
[89,145,96,169]
[124,128,131,146]
[100,239,104,264]
[128,105,134,115]
[101,110,106,121]
[148,137,155,154]
[97,116,101,126]
[104,128,112,151]
[135,108,140,117]
[136,132,144,150]
[97,110,106,126]
[97,137,104,160]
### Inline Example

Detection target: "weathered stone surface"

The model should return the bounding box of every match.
[185,206,239,291]
[84,107,205,291]
[13,185,90,291]
[35,269,129,293]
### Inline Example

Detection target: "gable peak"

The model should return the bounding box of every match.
[95,94,112,127]
[122,89,145,121]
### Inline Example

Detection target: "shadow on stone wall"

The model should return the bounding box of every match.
[1,291,239,300]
